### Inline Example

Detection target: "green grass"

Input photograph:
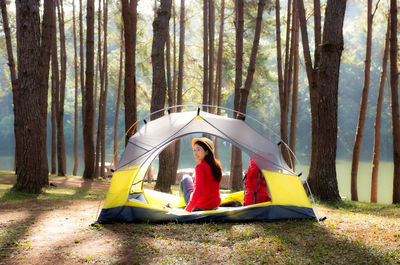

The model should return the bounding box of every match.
[0,171,399,264]
[0,171,102,203]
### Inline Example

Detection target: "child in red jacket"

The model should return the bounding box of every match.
[180,137,222,212]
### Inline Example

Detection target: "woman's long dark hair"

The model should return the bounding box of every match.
[195,141,222,182]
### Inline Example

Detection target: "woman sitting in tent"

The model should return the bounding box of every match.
[180,137,222,212]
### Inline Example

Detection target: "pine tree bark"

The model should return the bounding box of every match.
[371,13,389,203]
[151,0,173,193]
[238,0,266,115]
[202,0,209,110]
[298,0,320,187]
[313,0,321,67]
[166,6,172,109]
[1,0,19,172]
[114,25,124,166]
[15,0,51,193]
[122,0,138,143]
[79,0,85,164]
[172,0,177,109]
[94,0,103,178]
[72,0,79,176]
[100,0,109,177]
[208,0,215,111]
[171,0,181,182]
[282,0,297,168]
[389,0,399,204]
[214,0,225,158]
[281,0,292,146]
[82,0,95,180]
[306,0,345,201]
[51,5,59,175]
[289,0,299,162]
[177,0,184,112]
[350,0,375,201]
[230,0,244,191]
[56,0,67,176]
[0,0,18,98]
[172,0,185,183]
[275,0,284,123]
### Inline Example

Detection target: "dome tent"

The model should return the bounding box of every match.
[97,106,317,223]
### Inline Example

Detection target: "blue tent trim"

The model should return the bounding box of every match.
[97,205,316,223]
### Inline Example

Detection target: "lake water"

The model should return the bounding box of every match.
[0,155,395,204]
[301,160,394,204]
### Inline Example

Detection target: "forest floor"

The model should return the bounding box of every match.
[0,171,399,265]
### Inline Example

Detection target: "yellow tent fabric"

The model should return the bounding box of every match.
[97,109,317,223]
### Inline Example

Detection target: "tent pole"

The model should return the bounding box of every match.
[305,179,321,222]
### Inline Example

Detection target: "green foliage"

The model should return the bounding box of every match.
[0,0,397,187]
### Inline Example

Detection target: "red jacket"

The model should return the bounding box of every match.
[185,160,221,212]
[244,159,271,206]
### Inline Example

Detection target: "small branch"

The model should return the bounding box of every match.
[372,0,380,18]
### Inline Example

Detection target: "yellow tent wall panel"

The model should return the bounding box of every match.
[264,170,312,208]
[103,168,138,209]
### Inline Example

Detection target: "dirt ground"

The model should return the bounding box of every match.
[0,177,126,265]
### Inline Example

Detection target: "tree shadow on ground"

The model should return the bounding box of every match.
[103,219,398,264]
[0,210,40,262]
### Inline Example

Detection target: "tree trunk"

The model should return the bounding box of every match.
[122,0,138,143]
[82,0,95,180]
[230,0,244,191]
[208,0,215,111]
[313,0,321,68]
[14,0,50,193]
[214,0,225,157]
[177,0,184,112]
[202,0,209,110]
[238,0,266,115]
[275,0,284,127]
[307,0,345,201]
[172,0,185,182]
[100,0,109,178]
[79,0,85,164]
[289,0,299,162]
[276,0,289,164]
[151,0,172,193]
[172,0,177,109]
[166,6,172,108]
[51,11,59,175]
[281,0,292,146]
[371,13,389,203]
[51,72,57,176]
[389,0,399,204]
[171,0,178,176]
[114,25,124,166]
[72,0,79,176]
[0,0,19,173]
[56,0,67,176]
[39,0,53,181]
[0,0,18,103]
[298,0,320,186]
[350,0,374,201]
[94,0,103,178]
